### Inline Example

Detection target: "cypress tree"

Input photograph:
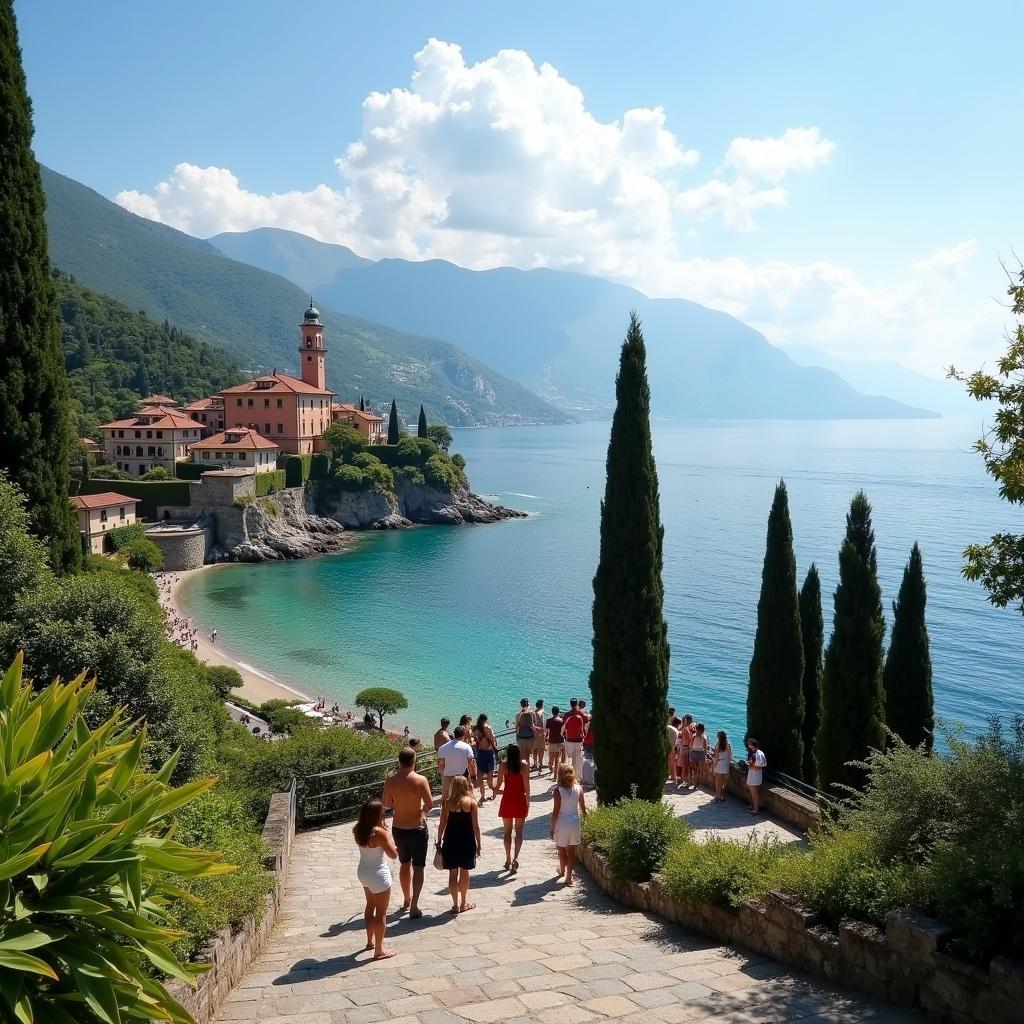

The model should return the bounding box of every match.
[816,491,886,791]
[746,481,804,777]
[590,312,669,804]
[387,399,400,445]
[417,404,428,438]
[0,1,79,571]
[883,543,934,751]
[799,564,824,782]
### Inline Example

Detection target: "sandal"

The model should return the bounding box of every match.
[511,859,519,873]
[373,949,398,960]
[460,902,476,913]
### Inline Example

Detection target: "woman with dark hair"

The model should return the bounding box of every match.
[713,730,732,802]
[495,743,531,872]
[353,797,398,959]
[473,713,499,802]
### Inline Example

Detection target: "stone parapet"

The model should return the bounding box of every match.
[579,843,1024,1024]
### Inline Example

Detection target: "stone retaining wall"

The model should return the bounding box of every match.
[166,785,296,1023]
[144,523,211,570]
[580,845,1024,1024]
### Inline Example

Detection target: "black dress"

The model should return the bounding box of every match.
[441,808,476,870]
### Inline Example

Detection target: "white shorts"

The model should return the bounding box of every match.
[553,820,581,848]
[357,864,392,894]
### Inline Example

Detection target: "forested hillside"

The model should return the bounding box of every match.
[56,270,239,436]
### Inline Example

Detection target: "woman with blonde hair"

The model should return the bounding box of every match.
[437,775,482,913]
[549,761,586,885]
[352,797,398,959]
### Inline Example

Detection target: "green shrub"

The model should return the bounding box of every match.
[311,452,329,479]
[584,796,691,882]
[77,479,191,518]
[124,537,164,571]
[258,699,311,736]
[398,464,425,486]
[424,453,460,491]
[207,664,243,699]
[173,461,209,480]
[662,833,793,908]
[352,452,394,491]
[90,463,133,480]
[106,520,146,551]
[254,469,286,496]
[282,454,312,487]
[140,465,171,480]
[333,464,370,491]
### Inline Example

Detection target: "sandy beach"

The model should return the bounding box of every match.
[160,566,315,707]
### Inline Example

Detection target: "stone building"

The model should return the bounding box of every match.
[71,491,139,554]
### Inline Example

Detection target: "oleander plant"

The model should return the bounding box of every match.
[0,651,233,1024]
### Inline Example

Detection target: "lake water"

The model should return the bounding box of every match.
[180,420,1023,741]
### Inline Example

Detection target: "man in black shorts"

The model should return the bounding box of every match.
[383,747,434,918]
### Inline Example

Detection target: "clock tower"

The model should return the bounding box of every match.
[299,300,326,390]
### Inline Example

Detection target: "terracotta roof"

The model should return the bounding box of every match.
[98,410,206,431]
[189,428,280,451]
[181,396,224,411]
[138,394,179,406]
[72,492,139,510]
[220,372,333,397]
[80,437,102,447]
[332,403,384,423]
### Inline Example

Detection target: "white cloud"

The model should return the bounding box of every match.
[115,39,997,373]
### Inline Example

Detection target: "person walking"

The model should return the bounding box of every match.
[437,775,481,914]
[689,722,708,788]
[437,726,476,804]
[667,715,680,784]
[546,705,564,779]
[433,718,451,752]
[532,700,547,773]
[746,737,767,814]
[353,798,398,960]
[495,743,531,872]
[514,699,536,770]
[473,713,499,802]
[713,730,732,802]
[550,762,587,885]
[678,714,694,787]
[563,699,586,778]
[382,747,433,919]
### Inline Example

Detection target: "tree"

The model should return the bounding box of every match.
[354,686,408,731]
[417,404,428,438]
[426,423,454,452]
[883,542,934,751]
[590,312,670,804]
[140,465,170,480]
[387,399,400,445]
[950,266,1024,613]
[0,473,49,621]
[0,2,80,571]
[207,663,243,699]
[322,421,365,465]
[746,481,805,776]
[799,563,824,782]
[124,537,164,571]
[816,491,887,792]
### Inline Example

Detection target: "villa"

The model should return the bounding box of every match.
[331,401,385,445]
[181,396,225,438]
[98,406,206,476]
[188,427,280,472]
[72,492,139,554]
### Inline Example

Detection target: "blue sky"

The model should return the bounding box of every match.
[15,1,1023,372]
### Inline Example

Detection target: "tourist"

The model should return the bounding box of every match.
[581,701,594,779]
[352,797,397,960]
[746,737,767,814]
[433,717,451,752]
[472,713,499,801]
[713,730,732,802]
[678,715,694,787]
[403,725,410,741]
[437,725,476,804]
[437,775,481,914]
[667,715,680,784]
[382,747,433,919]
[408,737,421,751]
[689,722,708,788]
[532,699,547,772]
[514,699,536,771]
[546,705,564,779]
[495,743,531,872]
[563,699,586,778]
[550,762,587,885]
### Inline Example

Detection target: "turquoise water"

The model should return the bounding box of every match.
[180,420,1023,741]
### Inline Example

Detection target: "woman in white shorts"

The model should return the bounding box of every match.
[549,762,587,885]
[712,730,732,802]
[353,797,398,960]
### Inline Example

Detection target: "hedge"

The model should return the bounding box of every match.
[310,452,329,480]
[173,462,208,481]
[254,470,286,497]
[106,522,145,551]
[282,454,313,487]
[77,479,192,519]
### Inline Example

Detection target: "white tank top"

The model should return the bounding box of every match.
[557,785,581,824]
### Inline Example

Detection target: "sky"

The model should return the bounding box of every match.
[16,1,1024,375]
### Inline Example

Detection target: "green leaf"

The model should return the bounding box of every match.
[0,926,60,951]
[0,950,58,981]
[0,844,50,881]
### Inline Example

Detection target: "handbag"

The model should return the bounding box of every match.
[433,839,444,871]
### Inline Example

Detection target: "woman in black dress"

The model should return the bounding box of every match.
[437,775,482,913]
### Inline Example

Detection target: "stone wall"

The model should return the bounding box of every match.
[580,845,1024,1024]
[166,785,296,1024]
[144,523,211,570]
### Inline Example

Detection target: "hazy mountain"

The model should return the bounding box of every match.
[40,167,568,427]
[781,344,981,419]
[212,228,938,420]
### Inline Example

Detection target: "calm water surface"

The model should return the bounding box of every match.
[180,420,1023,740]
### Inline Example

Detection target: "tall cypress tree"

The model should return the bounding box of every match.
[799,564,824,782]
[883,542,934,751]
[746,481,804,777]
[0,1,79,571]
[590,313,669,804]
[816,491,886,791]
[387,399,400,445]
[417,405,428,438]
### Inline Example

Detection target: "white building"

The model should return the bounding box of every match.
[188,427,281,472]
[71,492,139,555]
[99,407,206,477]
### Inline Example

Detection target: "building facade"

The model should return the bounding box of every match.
[181,396,225,438]
[188,427,280,472]
[72,492,138,554]
[331,403,386,445]
[99,408,206,476]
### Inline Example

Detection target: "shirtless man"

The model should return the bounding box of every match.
[382,747,434,918]
[432,718,451,752]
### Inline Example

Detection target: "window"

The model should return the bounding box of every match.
[226,452,233,459]
[118,430,124,438]
[135,446,143,457]
[277,423,283,434]
[147,446,155,456]
[276,398,282,408]
[100,509,107,523]
[138,465,145,476]
[119,507,125,520]
[216,452,223,460]
[306,339,312,348]
[134,431,141,439]
[247,399,253,408]
[264,399,270,408]
[146,430,153,439]
[156,431,163,439]
[236,399,242,407]
[307,355,312,362]
[264,423,270,434]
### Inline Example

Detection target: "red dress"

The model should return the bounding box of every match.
[498,768,529,819]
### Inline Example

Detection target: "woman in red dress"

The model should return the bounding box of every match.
[495,743,531,873]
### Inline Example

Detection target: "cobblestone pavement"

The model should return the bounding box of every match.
[215,776,916,1024]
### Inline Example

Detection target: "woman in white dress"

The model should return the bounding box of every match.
[353,798,398,960]
[549,762,587,885]
[713,730,733,802]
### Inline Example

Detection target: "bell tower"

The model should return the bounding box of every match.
[299,299,326,389]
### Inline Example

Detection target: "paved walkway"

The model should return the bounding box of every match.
[215,778,915,1024]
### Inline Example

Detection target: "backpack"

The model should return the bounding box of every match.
[564,710,585,742]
